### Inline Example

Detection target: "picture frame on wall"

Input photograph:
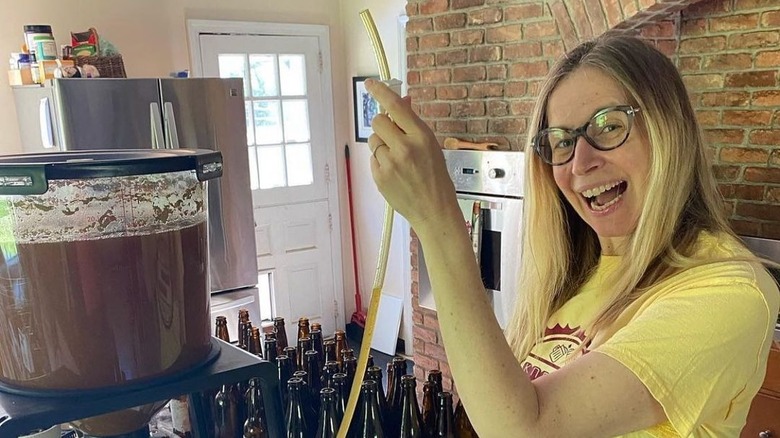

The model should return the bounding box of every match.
[353,76,379,143]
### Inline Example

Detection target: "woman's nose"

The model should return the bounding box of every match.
[569,135,604,176]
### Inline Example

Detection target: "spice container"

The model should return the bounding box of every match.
[23,25,57,61]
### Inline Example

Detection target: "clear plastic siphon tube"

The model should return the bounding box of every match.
[336,9,397,438]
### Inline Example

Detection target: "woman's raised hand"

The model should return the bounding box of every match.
[365,78,461,231]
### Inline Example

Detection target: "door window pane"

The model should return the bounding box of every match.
[245,101,254,146]
[279,55,306,96]
[218,54,249,97]
[249,55,278,98]
[285,143,313,187]
[258,270,274,321]
[253,101,283,145]
[282,100,310,143]
[248,146,259,190]
[257,145,286,189]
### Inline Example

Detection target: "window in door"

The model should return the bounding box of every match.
[216,53,314,191]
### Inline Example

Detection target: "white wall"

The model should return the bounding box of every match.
[0,0,411,351]
[340,0,412,354]
[0,0,349,155]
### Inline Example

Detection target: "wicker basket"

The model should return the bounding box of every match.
[73,55,126,78]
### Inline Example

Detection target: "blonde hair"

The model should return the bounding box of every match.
[506,34,735,359]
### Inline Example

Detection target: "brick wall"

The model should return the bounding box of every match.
[406,0,780,391]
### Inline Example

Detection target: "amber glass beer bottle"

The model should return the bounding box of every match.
[323,339,337,364]
[349,380,386,438]
[249,327,263,356]
[365,365,388,420]
[214,384,241,438]
[332,372,348,425]
[333,330,349,365]
[435,392,455,438]
[310,327,324,368]
[305,349,323,411]
[286,377,311,438]
[386,356,407,435]
[399,375,425,438]
[215,316,230,343]
[273,316,289,353]
[453,398,479,437]
[428,370,443,398]
[315,387,339,438]
[264,337,278,363]
[277,354,294,409]
[342,355,358,396]
[421,381,436,437]
[283,346,298,371]
[322,360,340,390]
[298,337,312,370]
[238,309,250,350]
[244,378,269,438]
[294,370,318,428]
[297,317,310,345]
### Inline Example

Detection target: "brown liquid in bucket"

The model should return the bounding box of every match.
[0,221,210,435]
[0,151,222,435]
[0,220,210,388]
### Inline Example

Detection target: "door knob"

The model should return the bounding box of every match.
[759,431,772,438]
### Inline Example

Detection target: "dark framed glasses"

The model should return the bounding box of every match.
[532,105,641,166]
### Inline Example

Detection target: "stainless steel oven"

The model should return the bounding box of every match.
[418,150,525,329]
[739,235,780,341]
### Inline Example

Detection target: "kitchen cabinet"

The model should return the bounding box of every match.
[742,341,780,437]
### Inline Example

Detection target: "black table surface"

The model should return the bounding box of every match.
[0,337,283,437]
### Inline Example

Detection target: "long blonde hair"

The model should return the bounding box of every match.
[506,34,734,359]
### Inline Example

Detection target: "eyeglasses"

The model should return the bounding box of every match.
[532,105,640,166]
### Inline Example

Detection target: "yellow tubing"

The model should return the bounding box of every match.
[336,9,396,437]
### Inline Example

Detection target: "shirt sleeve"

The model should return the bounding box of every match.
[594,263,775,436]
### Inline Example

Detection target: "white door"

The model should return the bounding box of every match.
[197,29,341,341]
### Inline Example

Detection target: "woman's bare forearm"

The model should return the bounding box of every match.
[414,212,539,435]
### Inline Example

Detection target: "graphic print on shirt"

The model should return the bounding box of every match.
[521,324,588,380]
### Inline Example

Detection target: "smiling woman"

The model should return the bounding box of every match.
[363,32,780,437]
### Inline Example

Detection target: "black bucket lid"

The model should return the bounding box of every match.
[0,149,222,195]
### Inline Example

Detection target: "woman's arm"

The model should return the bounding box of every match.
[366,78,665,437]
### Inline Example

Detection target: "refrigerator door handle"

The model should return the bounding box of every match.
[163,102,180,149]
[39,98,55,149]
[150,102,164,149]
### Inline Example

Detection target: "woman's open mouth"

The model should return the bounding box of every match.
[581,180,627,212]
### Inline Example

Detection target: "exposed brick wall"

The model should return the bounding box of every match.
[407,0,780,390]
[677,0,780,237]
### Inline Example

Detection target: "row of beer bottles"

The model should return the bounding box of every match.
[210,312,354,437]
[284,362,479,438]
[166,312,275,438]
[221,313,356,371]
[213,312,480,437]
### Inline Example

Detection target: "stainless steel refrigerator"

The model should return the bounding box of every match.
[13,78,262,337]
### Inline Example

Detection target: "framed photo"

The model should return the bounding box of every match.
[353,76,380,143]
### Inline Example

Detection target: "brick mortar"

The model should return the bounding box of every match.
[408,0,780,385]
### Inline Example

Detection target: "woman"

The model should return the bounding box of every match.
[365,33,779,437]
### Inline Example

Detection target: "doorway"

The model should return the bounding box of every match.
[189,20,344,342]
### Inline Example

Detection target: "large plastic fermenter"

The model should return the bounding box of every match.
[0,149,222,436]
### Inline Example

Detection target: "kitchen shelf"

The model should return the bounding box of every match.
[0,337,284,437]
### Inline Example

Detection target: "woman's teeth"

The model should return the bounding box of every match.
[590,194,622,211]
[580,181,623,198]
[581,180,626,211]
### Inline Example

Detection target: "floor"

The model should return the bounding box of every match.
[345,322,413,379]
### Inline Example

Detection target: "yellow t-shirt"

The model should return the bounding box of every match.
[520,233,780,437]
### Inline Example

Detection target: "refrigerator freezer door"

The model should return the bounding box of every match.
[160,78,258,293]
[53,78,161,150]
[12,85,60,153]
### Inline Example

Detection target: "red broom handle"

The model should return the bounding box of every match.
[345,145,364,313]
